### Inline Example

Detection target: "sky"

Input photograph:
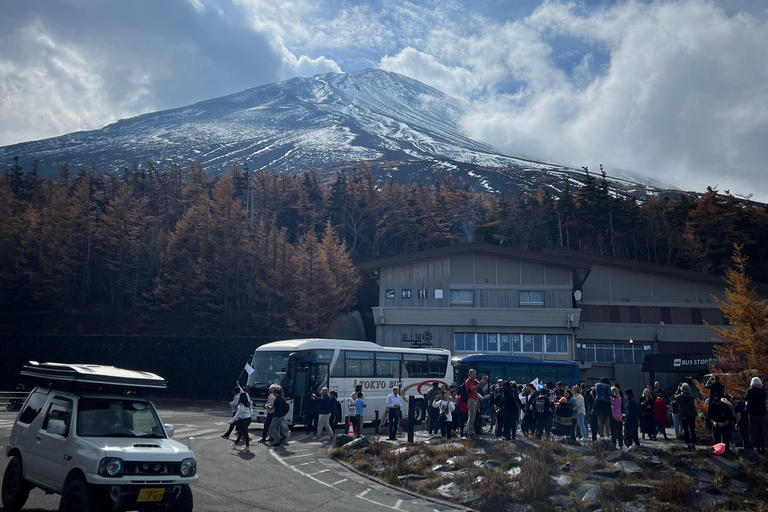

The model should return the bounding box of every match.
[1,0,767,199]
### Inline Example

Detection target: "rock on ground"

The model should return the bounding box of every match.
[550,474,573,486]
[550,495,576,508]
[457,492,478,504]
[343,436,370,450]
[687,486,731,509]
[606,451,633,462]
[397,474,427,482]
[333,434,353,447]
[576,483,598,503]
[436,482,461,498]
[706,456,743,478]
[404,454,427,466]
[615,461,644,474]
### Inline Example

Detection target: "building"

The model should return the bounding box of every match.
[360,243,768,390]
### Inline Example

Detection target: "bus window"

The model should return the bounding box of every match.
[403,354,428,378]
[536,365,558,385]
[505,363,532,384]
[332,351,345,376]
[428,355,448,377]
[375,353,401,377]
[345,351,374,377]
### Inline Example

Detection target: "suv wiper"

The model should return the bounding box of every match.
[138,433,165,438]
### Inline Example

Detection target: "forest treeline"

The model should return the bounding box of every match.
[1,159,767,335]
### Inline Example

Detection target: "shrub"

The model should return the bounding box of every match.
[653,478,690,505]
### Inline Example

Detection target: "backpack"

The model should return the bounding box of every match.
[458,379,469,402]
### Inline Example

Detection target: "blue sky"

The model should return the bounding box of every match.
[1,0,767,199]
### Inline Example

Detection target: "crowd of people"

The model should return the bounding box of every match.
[220,371,768,454]
[426,370,768,453]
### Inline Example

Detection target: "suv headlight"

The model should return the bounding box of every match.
[180,458,196,477]
[99,458,124,477]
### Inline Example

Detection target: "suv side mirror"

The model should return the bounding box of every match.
[47,419,68,436]
[164,424,174,438]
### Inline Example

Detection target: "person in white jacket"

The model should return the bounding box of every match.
[230,392,253,451]
[433,390,456,439]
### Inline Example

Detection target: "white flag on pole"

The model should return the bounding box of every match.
[531,378,539,390]
[244,363,254,375]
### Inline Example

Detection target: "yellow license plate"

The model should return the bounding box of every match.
[137,488,165,502]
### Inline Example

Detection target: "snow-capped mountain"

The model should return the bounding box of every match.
[0,68,676,196]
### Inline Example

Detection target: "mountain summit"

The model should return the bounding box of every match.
[0,68,674,195]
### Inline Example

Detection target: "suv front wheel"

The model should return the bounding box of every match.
[2,456,32,511]
[59,477,93,512]
[168,484,193,512]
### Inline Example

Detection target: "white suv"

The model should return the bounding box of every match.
[2,374,197,512]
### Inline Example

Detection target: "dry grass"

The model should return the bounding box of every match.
[652,477,690,505]
[508,451,550,505]
[473,469,519,512]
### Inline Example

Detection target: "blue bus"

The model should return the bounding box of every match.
[452,354,581,389]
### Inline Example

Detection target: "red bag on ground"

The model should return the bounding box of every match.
[713,443,726,455]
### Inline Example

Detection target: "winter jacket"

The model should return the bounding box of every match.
[675,391,698,420]
[653,398,669,424]
[746,386,768,416]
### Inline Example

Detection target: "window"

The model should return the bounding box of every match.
[428,355,449,377]
[545,334,569,354]
[375,352,401,378]
[332,351,345,376]
[435,289,444,299]
[519,291,544,305]
[487,334,499,352]
[403,354,429,378]
[512,334,522,353]
[43,399,73,437]
[500,334,511,352]
[576,343,651,364]
[18,390,48,425]
[418,289,427,299]
[450,290,473,304]
[454,333,476,352]
[402,289,412,299]
[344,351,374,377]
[521,334,543,354]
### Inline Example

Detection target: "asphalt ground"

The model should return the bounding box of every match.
[0,400,463,512]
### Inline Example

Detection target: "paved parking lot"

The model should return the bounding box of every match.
[0,400,461,512]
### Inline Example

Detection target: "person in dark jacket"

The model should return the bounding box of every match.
[501,381,523,440]
[624,389,640,446]
[705,375,725,401]
[733,396,751,449]
[533,388,553,439]
[493,380,505,437]
[639,388,655,440]
[707,394,733,450]
[594,377,612,439]
[746,377,768,452]
[425,381,441,435]
[675,383,699,449]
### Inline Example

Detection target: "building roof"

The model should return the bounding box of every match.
[358,243,593,272]
[544,248,768,292]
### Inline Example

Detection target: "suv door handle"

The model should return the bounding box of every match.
[35,435,42,442]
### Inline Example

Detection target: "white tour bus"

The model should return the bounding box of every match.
[245,339,452,426]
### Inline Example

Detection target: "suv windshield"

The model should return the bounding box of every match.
[247,351,290,387]
[77,399,165,438]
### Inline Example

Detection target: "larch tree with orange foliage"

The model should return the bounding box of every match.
[704,244,768,399]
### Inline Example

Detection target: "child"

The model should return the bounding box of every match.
[624,389,640,447]
[354,392,366,438]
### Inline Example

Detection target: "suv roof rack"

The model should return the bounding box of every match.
[20,361,167,390]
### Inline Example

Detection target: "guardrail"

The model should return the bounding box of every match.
[0,391,29,411]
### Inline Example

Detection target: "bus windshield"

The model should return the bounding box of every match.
[247,351,291,387]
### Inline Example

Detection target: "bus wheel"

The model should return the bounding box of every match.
[412,400,426,424]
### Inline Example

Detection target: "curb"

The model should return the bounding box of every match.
[334,457,478,512]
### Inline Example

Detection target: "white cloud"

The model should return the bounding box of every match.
[456,0,768,200]
[379,47,479,100]
[0,0,341,146]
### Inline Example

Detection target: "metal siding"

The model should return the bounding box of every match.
[695,282,725,304]
[450,254,474,284]
[610,268,652,302]
[372,307,580,329]
[497,258,521,285]
[577,323,720,343]
[475,254,496,285]
[521,261,546,285]
[545,290,573,308]
[546,265,571,285]
[652,275,696,303]
[614,363,646,396]
[583,265,611,301]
